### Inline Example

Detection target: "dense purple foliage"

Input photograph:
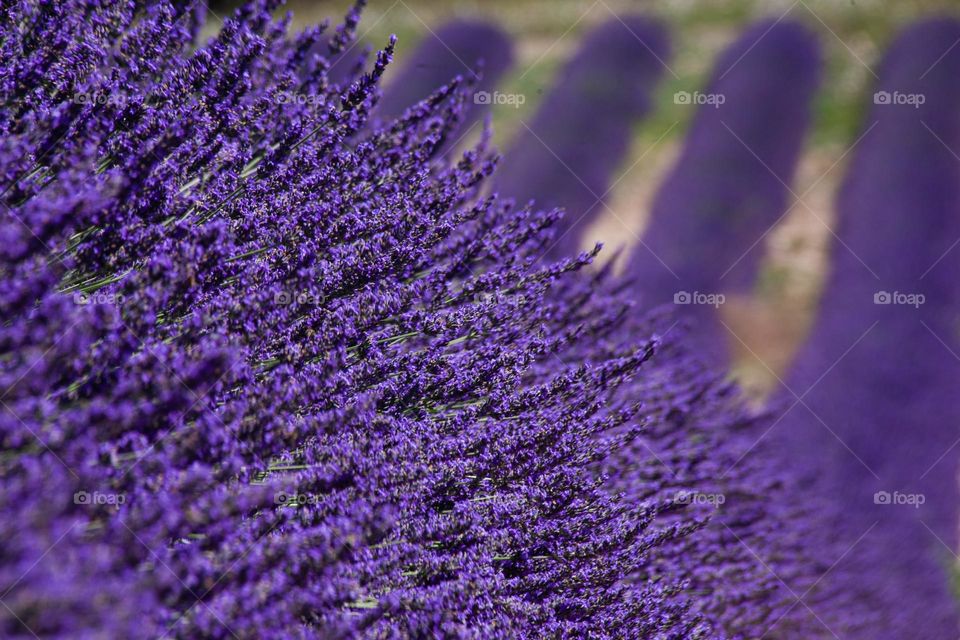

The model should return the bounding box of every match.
[0,2,783,638]
[376,19,513,136]
[764,18,960,638]
[602,331,803,639]
[626,19,820,360]
[495,16,670,261]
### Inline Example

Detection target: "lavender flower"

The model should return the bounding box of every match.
[494,16,670,260]
[0,2,775,638]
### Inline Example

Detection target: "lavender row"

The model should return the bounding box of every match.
[377,19,513,141]
[625,19,820,361]
[494,16,670,261]
[764,18,960,638]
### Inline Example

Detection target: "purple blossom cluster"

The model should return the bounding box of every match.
[0,2,779,638]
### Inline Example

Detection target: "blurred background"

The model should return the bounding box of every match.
[209,0,960,399]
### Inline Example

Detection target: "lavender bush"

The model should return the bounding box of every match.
[495,16,670,261]
[764,18,960,638]
[0,2,780,638]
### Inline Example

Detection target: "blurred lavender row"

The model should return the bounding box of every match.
[494,16,670,260]
[627,19,820,361]
[767,18,960,638]
[377,20,513,138]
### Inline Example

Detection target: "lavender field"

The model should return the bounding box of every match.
[2,0,960,638]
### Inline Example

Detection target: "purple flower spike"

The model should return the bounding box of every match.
[377,19,514,130]
[494,16,670,260]
[765,18,960,638]
[626,19,820,360]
